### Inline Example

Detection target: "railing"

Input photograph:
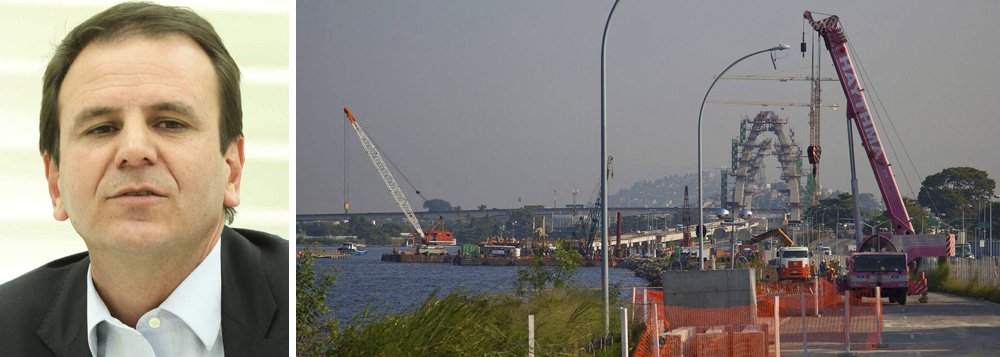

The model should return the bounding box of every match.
[627,279,883,356]
[923,256,1000,289]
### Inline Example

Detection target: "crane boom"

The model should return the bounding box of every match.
[805,11,914,235]
[716,74,838,82]
[707,99,839,109]
[344,107,426,240]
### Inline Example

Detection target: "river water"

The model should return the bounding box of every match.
[314,246,651,323]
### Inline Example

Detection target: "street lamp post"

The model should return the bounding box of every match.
[962,206,967,243]
[991,195,997,257]
[717,208,732,267]
[698,44,789,270]
[598,0,621,336]
[716,208,753,268]
[862,219,888,236]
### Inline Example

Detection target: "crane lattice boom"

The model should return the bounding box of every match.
[344,107,426,240]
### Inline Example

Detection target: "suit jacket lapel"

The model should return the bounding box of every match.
[220,227,281,355]
[36,256,93,357]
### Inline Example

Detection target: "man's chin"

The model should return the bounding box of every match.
[79,224,182,256]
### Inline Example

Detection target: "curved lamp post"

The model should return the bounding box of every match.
[697,44,790,270]
[599,0,621,336]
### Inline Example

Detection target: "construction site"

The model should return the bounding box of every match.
[301,3,1000,355]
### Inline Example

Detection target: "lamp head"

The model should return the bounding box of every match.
[738,208,753,220]
[716,208,731,219]
[771,44,791,51]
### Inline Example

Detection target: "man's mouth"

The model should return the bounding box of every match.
[112,186,167,199]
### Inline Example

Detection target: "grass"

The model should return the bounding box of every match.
[925,258,1000,303]
[298,244,641,356]
[324,287,631,356]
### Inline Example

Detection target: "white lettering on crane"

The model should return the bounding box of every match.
[837,54,884,161]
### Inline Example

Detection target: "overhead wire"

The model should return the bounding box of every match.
[344,113,349,213]
[346,112,430,204]
[841,20,942,217]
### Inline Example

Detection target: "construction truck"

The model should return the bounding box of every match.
[751,228,813,281]
[806,12,954,303]
[773,247,811,280]
[838,252,910,304]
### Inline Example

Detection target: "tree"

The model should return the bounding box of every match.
[423,198,453,212]
[903,198,930,234]
[514,240,582,294]
[296,250,338,355]
[347,215,380,241]
[504,208,534,238]
[918,167,996,221]
[298,221,335,237]
[862,198,929,234]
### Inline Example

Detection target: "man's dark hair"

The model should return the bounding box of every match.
[40,1,242,223]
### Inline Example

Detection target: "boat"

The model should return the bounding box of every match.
[338,242,367,255]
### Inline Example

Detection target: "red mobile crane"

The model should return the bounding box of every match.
[344,107,455,252]
[805,12,954,302]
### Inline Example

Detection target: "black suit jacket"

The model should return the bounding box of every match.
[0,227,288,356]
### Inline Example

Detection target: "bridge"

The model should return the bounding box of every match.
[298,206,790,224]
[594,221,758,256]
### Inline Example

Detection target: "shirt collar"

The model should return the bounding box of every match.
[86,264,113,355]
[161,238,223,348]
[86,239,223,354]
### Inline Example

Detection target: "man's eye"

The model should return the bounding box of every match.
[86,125,117,135]
[156,120,186,129]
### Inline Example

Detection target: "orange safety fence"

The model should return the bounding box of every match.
[630,280,885,356]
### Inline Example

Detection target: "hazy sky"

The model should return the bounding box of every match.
[297,0,1000,214]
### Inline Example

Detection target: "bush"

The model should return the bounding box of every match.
[926,258,1000,304]
[514,240,583,294]
[296,249,339,356]
[328,288,628,356]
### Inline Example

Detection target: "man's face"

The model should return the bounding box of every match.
[45,34,244,255]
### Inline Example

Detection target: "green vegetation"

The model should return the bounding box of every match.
[296,250,339,355]
[918,167,996,219]
[297,215,409,245]
[328,288,627,356]
[925,258,1000,304]
[450,214,503,242]
[804,192,884,231]
[514,241,583,294]
[296,243,637,356]
[423,198,453,212]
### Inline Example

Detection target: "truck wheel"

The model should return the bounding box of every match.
[898,292,907,305]
[888,295,896,304]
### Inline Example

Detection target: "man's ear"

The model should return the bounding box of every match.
[43,153,69,221]
[222,137,245,208]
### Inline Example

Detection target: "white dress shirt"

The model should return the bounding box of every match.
[86,241,224,357]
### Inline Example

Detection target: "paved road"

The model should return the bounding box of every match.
[794,292,1000,356]
[860,291,1000,356]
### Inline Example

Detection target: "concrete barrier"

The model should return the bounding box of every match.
[660,269,758,324]
[662,326,695,357]
[696,325,730,357]
[732,324,767,357]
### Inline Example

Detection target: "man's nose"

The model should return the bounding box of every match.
[114,122,158,167]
